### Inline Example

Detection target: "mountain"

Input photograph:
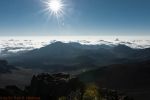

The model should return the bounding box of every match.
[5,42,114,70]
[5,42,150,72]
[78,60,150,100]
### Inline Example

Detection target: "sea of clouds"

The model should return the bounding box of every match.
[0,36,150,56]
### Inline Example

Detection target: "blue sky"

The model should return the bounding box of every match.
[0,0,150,36]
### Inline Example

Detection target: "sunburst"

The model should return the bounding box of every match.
[43,0,65,18]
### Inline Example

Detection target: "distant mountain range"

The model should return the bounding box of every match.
[4,42,150,72]
[1,36,150,57]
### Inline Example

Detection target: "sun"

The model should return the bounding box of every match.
[43,0,65,17]
[49,0,62,12]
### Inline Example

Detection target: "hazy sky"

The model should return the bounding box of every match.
[0,0,150,36]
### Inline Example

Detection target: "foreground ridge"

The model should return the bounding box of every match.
[0,73,133,100]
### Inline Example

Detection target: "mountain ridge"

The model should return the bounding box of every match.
[4,42,150,72]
